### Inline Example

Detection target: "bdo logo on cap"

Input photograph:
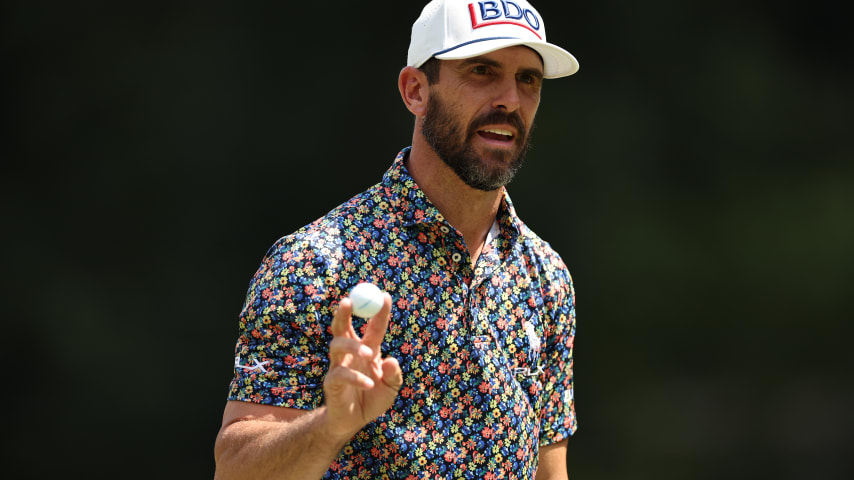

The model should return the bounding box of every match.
[468,1,542,39]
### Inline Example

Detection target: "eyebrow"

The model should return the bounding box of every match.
[460,56,502,68]
[459,56,544,79]
[519,67,544,81]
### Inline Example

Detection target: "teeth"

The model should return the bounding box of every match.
[482,128,513,137]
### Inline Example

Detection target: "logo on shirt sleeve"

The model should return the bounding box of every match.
[564,388,574,403]
[234,355,270,373]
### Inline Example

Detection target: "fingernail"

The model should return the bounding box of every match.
[363,378,375,388]
[359,345,373,357]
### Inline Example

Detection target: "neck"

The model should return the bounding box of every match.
[407,133,502,264]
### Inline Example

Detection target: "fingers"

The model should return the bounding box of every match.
[331,297,357,338]
[329,336,374,366]
[381,356,403,391]
[325,365,375,390]
[361,293,393,350]
[329,292,393,389]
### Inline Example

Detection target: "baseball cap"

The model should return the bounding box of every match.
[407,0,579,79]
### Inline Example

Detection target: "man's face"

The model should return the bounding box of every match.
[420,46,543,191]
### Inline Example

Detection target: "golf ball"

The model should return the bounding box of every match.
[349,282,384,318]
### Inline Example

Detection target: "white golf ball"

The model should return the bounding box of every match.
[349,283,384,318]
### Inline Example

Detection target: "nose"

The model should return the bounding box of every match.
[491,75,521,112]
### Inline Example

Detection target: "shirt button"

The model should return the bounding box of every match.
[440,226,450,234]
[451,252,462,262]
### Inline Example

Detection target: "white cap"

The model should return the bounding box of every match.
[407,0,579,79]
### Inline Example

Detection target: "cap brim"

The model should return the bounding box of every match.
[433,38,579,79]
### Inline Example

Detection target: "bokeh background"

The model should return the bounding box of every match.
[3,1,852,478]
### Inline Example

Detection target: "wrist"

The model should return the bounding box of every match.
[314,406,359,447]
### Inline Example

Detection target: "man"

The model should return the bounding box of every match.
[214,1,579,478]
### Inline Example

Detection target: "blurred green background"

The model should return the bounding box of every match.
[2,1,852,478]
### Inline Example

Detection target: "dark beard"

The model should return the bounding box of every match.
[421,90,533,191]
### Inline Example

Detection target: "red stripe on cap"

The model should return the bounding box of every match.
[472,19,542,40]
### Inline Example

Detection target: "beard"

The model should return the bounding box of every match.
[420,90,534,191]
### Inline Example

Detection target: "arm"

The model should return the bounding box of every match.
[535,257,576,479]
[535,439,569,480]
[214,295,403,480]
[214,403,347,480]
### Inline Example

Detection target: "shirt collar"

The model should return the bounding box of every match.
[381,147,523,240]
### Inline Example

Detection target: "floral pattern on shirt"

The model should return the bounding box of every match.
[228,147,577,479]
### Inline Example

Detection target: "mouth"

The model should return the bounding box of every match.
[476,127,515,143]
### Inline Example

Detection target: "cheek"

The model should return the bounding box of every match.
[523,96,540,125]
[526,90,541,109]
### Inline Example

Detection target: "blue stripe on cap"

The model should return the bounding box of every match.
[433,36,522,56]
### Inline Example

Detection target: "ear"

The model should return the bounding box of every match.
[398,66,430,117]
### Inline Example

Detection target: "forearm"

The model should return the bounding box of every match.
[535,439,569,480]
[214,406,348,480]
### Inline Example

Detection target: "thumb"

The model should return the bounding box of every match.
[381,357,403,392]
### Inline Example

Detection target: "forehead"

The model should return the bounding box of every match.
[447,46,544,72]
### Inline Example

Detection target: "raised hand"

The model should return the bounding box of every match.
[323,293,403,441]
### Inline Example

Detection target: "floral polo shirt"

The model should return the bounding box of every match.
[228,147,577,479]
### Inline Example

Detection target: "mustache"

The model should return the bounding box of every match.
[467,110,527,139]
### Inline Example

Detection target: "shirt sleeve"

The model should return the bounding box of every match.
[227,235,339,409]
[537,260,578,446]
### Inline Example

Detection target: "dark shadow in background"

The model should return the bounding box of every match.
[2,1,852,478]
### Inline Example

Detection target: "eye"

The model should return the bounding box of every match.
[517,72,542,88]
[471,65,489,75]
